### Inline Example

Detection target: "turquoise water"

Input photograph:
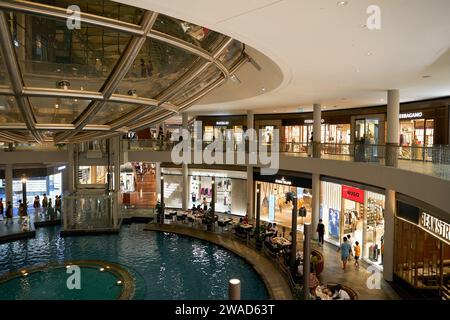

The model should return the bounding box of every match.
[0,224,268,300]
[0,267,122,300]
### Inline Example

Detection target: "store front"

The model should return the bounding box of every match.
[395,200,450,300]
[281,117,351,153]
[254,172,312,231]
[161,167,247,215]
[196,116,246,144]
[321,179,385,267]
[120,162,156,209]
[398,111,436,161]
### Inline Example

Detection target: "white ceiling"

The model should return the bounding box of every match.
[118,0,450,114]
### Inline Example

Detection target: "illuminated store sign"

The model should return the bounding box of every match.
[304,119,325,124]
[215,121,230,125]
[399,112,423,119]
[342,185,364,204]
[275,177,292,185]
[420,212,450,243]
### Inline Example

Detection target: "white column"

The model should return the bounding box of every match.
[383,189,396,281]
[66,144,76,193]
[155,162,161,202]
[182,113,189,210]
[387,90,400,167]
[311,173,320,240]
[5,164,13,205]
[247,110,254,219]
[112,136,121,228]
[313,104,322,158]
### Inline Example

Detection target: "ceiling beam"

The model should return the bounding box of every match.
[0,11,42,142]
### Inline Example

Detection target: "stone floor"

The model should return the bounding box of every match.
[311,241,400,300]
[0,209,60,239]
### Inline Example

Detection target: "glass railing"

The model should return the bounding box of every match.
[126,139,450,181]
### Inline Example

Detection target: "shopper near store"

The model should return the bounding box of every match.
[18,200,25,218]
[0,197,3,218]
[354,241,361,268]
[338,237,351,270]
[347,234,353,260]
[316,219,325,246]
[202,197,208,211]
[4,201,13,224]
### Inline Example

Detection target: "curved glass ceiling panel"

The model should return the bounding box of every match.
[29,97,91,124]
[154,15,226,52]
[170,64,222,105]
[217,40,244,69]
[10,12,131,92]
[89,102,139,125]
[26,0,145,24]
[116,38,201,99]
[0,51,10,88]
[0,96,23,123]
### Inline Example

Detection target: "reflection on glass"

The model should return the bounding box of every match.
[29,97,90,124]
[117,39,200,99]
[170,64,222,105]
[25,0,144,24]
[0,96,23,123]
[217,40,244,68]
[154,15,226,52]
[90,102,138,125]
[78,165,108,184]
[9,12,130,92]
[0,51,9,87]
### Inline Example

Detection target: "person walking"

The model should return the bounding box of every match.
[5,201,13,224]
[42,194,48,215]
[202,197,208,211]
[347,234,353,261]
[354,241,361,268]
[0,197,4,219]
[55,195,61,216]
[338,236,352,270]
[316,219,325,246]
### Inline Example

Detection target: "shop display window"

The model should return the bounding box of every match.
[257,181,312,230]
[364,192,385,265]
[321,181,342,246]
[78,166,108,185]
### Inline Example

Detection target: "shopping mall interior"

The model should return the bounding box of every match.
[0,0,449,303]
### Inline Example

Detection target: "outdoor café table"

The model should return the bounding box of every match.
[272,237,292,247]
[315,286,332,300]
[238,223,253,242]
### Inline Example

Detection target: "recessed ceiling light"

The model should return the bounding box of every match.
[261,88,266,92]
[422,75,432,78]
[367,52,373,56]
[55,104,59,109]
[337,1,348,6]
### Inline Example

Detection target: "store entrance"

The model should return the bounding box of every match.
[342,198,364,250]
[355,119,380,144]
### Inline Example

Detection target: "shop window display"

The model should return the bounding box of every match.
[78,166,108,184]
[364,192,385,265]
[258,181,312,230]
[320,181,342,246]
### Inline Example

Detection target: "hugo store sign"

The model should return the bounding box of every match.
[342,185,364,204]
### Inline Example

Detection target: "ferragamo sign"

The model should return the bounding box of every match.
[420,212,450,243]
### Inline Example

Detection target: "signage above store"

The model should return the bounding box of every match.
[399,112,423,119]
[304,119,325,124]
[275,177,292,185]
[342,185,364,204]
[420,212,450,243]
[215,121,230,126]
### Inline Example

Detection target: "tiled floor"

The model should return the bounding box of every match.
[311,241,400,300]
[0,210,60,238]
